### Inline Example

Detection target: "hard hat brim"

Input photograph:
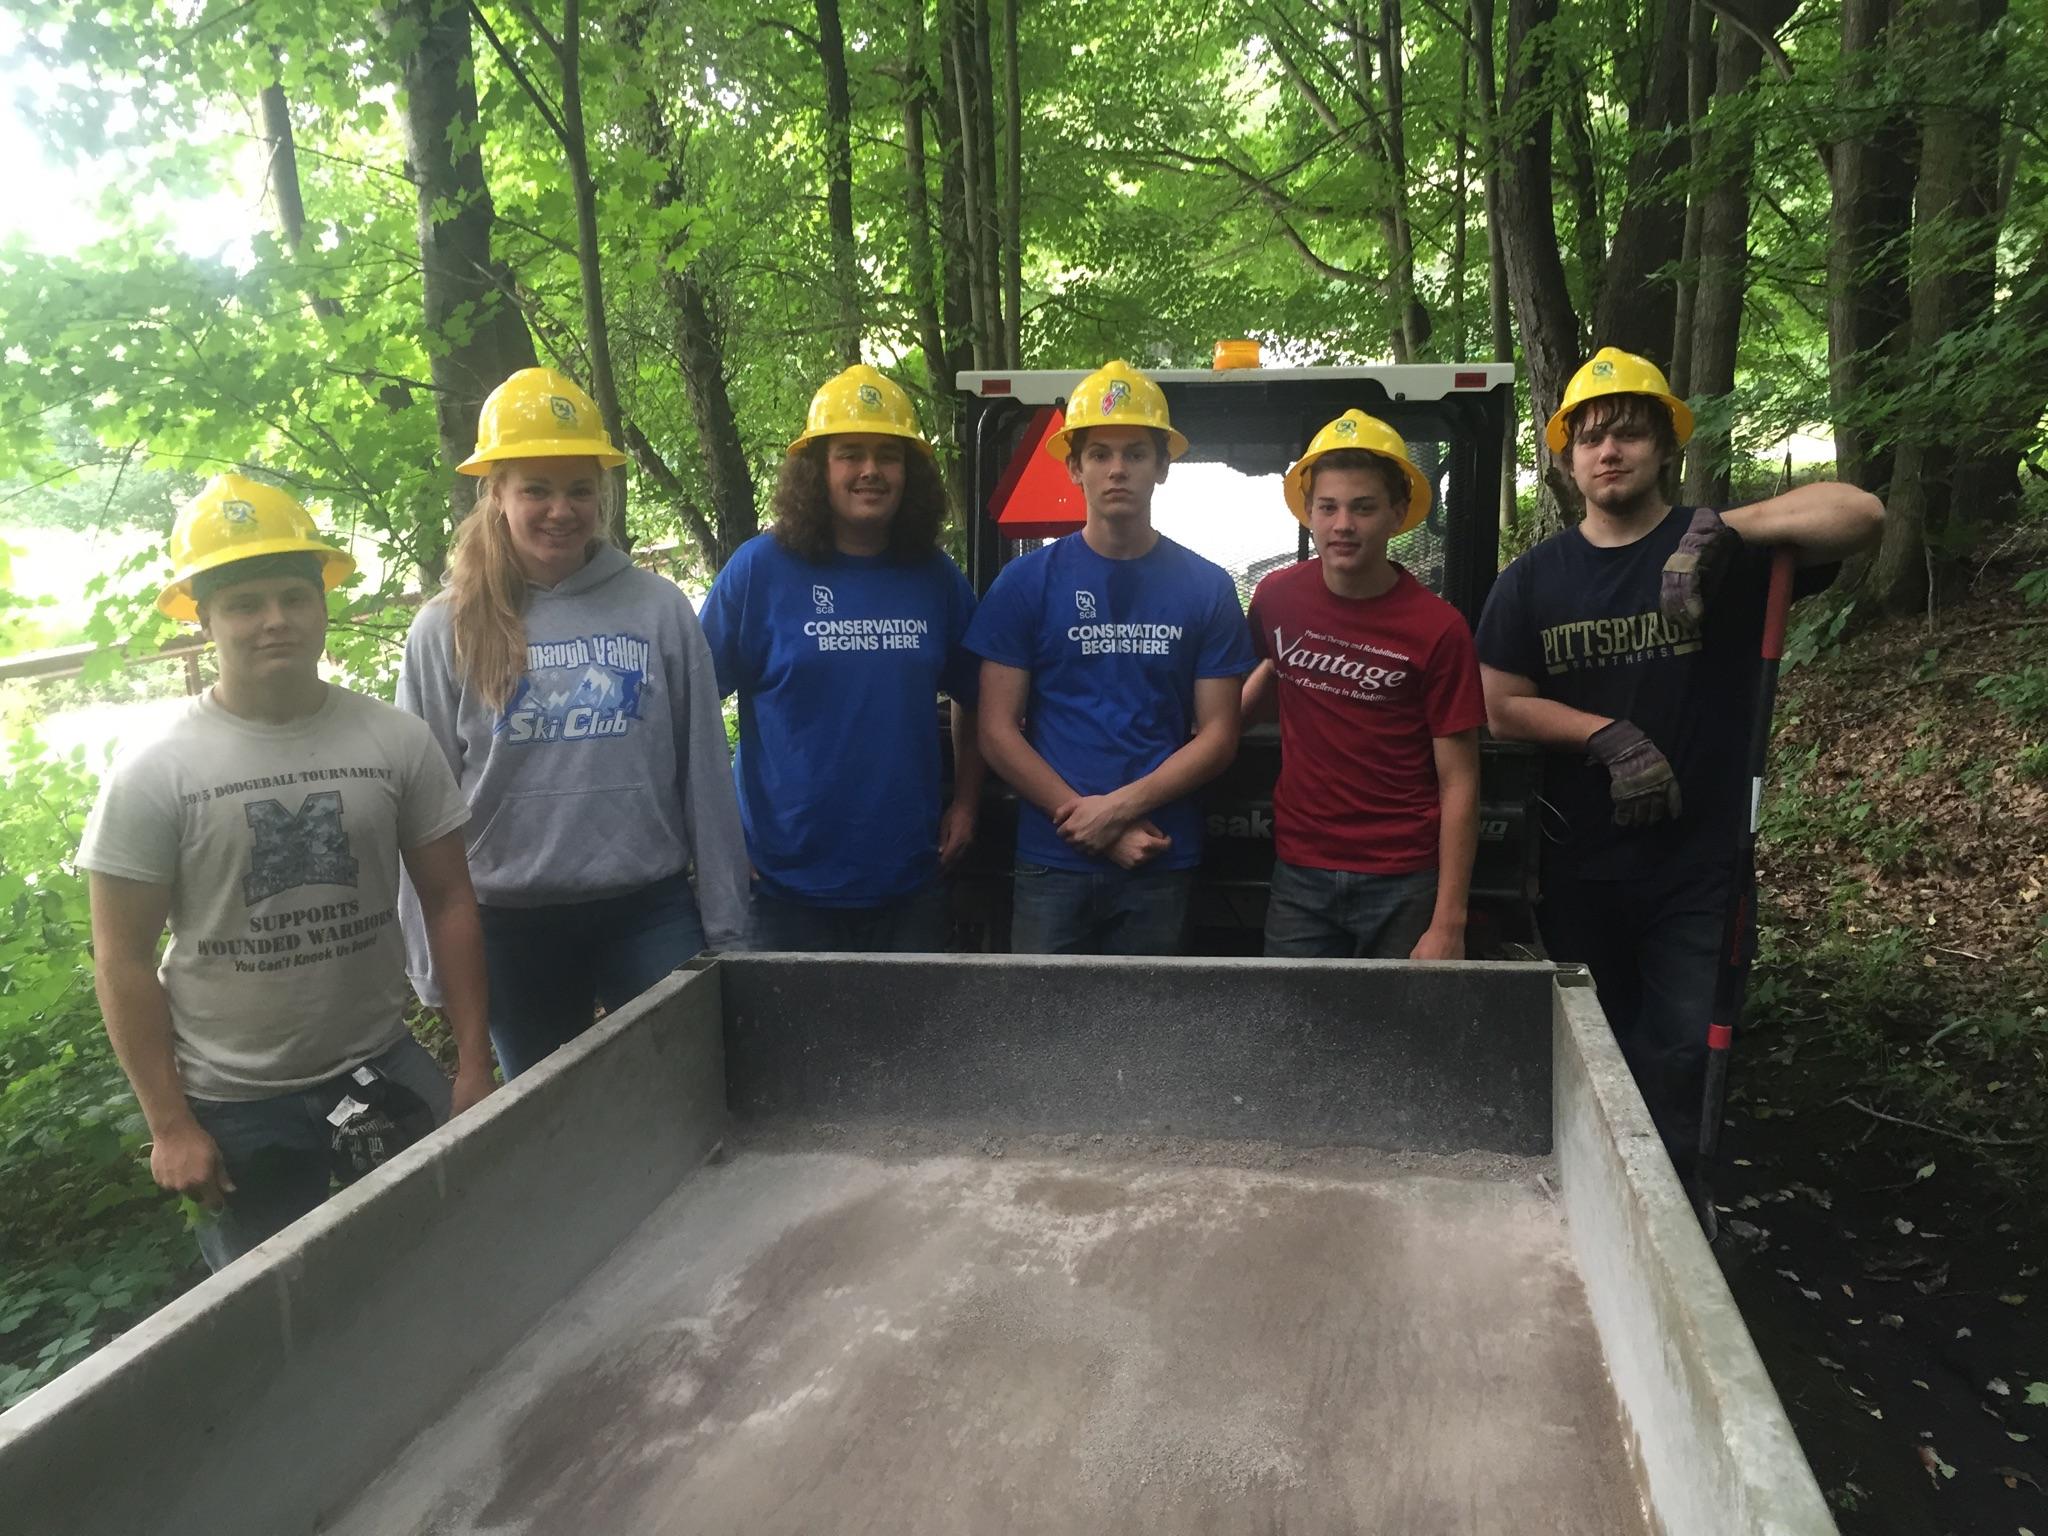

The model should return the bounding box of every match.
[1284,450,1431,538]
[157,543,356,623]
[786,422,938,459]
[1544,391,1694,455]
[458,439,630,475]
[1043,423,1191,462]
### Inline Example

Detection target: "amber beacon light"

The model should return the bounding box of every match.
[1211,338,1262,371]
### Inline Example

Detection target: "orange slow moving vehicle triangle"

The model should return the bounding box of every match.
[991,406,1087,539]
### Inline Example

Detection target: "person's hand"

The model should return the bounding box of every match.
[1053,793,1133,854]
[1409,923,1466,962]
[1660,507,1740,625]
[1107,820,1172,870]
[1587,720,1682,827]
[937,797,978,870]
[149,1117,234,1211]
[451,1061,497,1117]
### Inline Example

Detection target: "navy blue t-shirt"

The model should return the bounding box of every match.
[1475,505,1833,880]
[701,534,979,905]
[963,532,1257,872]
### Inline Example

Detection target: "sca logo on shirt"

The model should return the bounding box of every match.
[813,584,835,614]
[501,632,652,744]
[1074,589,1097,620]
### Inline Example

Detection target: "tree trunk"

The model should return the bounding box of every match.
[1497,0,1581,499]
[970,0,1003,367]
[815,0,862,365]
[1471,0,1517,527]
[1869,0,2008,616]
[899,19,951,396]
[942,0,990,367]
[999,0,1021,366]
[384,0,537,567]
[668,272,758,566]
[1591,0,1693,364]
[260,81,346,322]
[1559,87,1604,325]
[556,0,629,545]
[1681,19,1766,505]
[1451,39,1469,362]
[614,14,758,566]
[934,12,975,387]
[1668,0,1714,398]
[1827,0,1914,497]
[1376,0,1427,361]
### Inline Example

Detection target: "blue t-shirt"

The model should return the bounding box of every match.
[701,534,979,906]
[963,532,1256,872]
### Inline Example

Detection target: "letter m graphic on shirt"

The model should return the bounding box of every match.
[243,792,360,906]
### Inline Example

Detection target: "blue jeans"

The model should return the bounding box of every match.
[1536,858,1751,1183]
[1009,862,1192,956]
[186,1034,451,1272]
[1262,861,1439,959]
[478,871,706,1079]
[749,881,947,953]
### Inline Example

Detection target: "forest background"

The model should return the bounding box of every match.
[0,0,2043,1490]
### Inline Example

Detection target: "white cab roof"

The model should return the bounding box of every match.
[955,363,1516,405]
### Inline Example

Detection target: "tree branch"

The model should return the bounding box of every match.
[465,0,570,144]
[753,15,822,52]
[502,0,563,59]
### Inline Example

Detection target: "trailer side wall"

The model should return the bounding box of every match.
[0,968,728,1536]
[1553,971,1837,1536]
[721,954,1553,1152]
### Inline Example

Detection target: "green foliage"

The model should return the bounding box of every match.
[1782,594,1858,670]
[1976,665,2048,726]
[0,733,197,1409]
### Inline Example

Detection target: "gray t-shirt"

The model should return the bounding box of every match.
[78,687,469,1101]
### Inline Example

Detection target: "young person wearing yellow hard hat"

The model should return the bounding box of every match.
[78,474,492,1270]
[1474,346,1883,1180]
[396,367,748,1078]
[964,359,1257,954]
[699,364,985,951]
[1242,411,1486,960]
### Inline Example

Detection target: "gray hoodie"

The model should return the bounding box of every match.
[397,547,748,999]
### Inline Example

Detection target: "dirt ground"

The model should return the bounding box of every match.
[335,1147,1649,1536]
[1713,1066,2048,1535]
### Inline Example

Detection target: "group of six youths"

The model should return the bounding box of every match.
[81,347,1883,1264]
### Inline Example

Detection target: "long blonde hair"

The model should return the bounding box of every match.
[445,464,614,711]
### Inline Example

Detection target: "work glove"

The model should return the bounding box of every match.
[1587,720,1682,828]
[1660,507,1739,625]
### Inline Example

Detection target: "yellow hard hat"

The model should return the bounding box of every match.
[787,364,935,458]
[1544,346,1694,454]
[157,473,355,622]
[1284,411,1432,536]
[1045,359,1189,461]
[458,367,627,475]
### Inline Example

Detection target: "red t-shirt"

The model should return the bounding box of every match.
[1248,562,1486,873]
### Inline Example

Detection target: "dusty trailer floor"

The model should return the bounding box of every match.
[335,1145,1650,1536]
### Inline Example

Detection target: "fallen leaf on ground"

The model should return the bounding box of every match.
[1919,1444,1957,1482]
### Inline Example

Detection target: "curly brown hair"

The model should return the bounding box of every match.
[769,442,951,563]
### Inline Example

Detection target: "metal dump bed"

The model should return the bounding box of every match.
[0,957,1837,1536]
